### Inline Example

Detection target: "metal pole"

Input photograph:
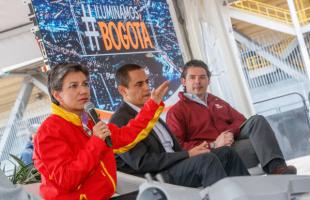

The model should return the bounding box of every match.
[287,0,310,79]
[0,76,33,160]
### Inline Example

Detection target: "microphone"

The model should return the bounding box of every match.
[84,102,113,147]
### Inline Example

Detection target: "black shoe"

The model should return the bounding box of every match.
[270,165,297,175]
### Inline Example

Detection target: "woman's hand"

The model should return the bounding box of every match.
[92,121,111,141]
[150,81,169,104]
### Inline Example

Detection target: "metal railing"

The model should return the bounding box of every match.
[254,92,309,118]
[298,7,310,25]
[231,0,310,25]
[232,0,292,24]
[253,92,310,159]
[236,31,307,89]
[0,113,49,173]
[296,0,310,25]
[303,32,310,55]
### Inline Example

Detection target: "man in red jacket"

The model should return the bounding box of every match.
[166,59,297,175]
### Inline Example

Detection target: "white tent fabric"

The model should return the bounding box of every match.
[0,0,42,72]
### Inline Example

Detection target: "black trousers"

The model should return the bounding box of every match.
[161,146,249,188]
[233,115,284,169]
[110,191,138,200]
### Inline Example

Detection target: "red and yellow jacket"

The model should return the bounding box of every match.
[33,99,164,200]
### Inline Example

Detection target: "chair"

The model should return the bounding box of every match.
[116,171,146,195]
[254,92,310,160]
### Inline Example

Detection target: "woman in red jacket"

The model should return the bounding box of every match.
[33,63,168,200]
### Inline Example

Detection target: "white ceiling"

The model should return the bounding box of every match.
[0,1,45,120]
[0,0,42,72]
[0,0,30,32]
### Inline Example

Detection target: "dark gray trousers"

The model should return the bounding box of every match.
[232,115,284,169]
[162,146,249,188]
[110,191,138,200]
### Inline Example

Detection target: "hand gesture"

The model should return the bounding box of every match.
[150,81,169,104]
[188,141,210,157]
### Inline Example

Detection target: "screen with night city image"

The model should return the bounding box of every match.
[31,0,184,112]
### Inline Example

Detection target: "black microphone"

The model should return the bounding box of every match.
[84,102,112,147]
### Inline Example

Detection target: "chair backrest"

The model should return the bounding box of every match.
[22,183,41,198]
[255,92,310,160]
[208,175,310,200]
[116,171,146,195]
[23,172,146,197]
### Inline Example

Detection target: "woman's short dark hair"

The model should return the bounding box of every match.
[47,63,89,105]
[115,64,144,87]
[181,59,211,79]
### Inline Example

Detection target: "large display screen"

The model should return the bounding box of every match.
[31,0,184,112]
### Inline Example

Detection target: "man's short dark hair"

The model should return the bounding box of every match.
[181,59,211,79]
[47,63,89,105]
[115,64,144,87]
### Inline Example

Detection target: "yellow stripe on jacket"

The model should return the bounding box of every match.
[100,161,116,192]
[113,105,164,154]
